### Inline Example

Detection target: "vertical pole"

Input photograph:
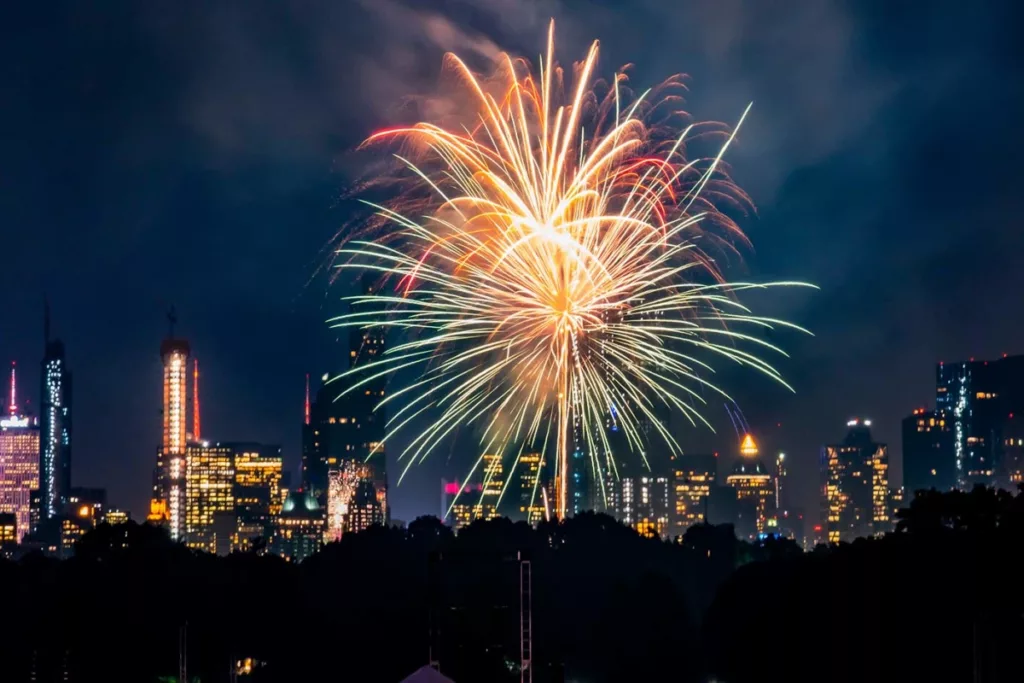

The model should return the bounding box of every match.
[428,551,441,672]
[520,558,532,683]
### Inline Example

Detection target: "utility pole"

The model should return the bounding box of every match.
[520,554,532,683]
[428,551,441,672]
[179,622,187,683]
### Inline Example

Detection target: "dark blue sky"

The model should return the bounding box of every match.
[2,0,1022,523]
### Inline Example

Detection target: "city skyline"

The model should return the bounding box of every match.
[2,1,1023,526]
[3,308,1022,527]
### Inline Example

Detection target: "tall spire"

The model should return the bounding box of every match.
[193,358,201,441]
[8,362,16,415]
[304,373,311,426]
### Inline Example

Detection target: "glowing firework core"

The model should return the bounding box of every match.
[332,21,809,520]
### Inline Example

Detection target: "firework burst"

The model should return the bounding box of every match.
[331,21,811,520]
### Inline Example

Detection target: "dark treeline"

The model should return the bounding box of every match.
[2,487,1023,682]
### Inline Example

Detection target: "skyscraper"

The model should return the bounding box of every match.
[517,451,546,524]
[605,468,670,538]
[671,453,717,534]
[442,454,507,530]
[0,513,16,545]
[39,303,72,522]
[324,460,381,540]
[152,311,190,537]
[230,443,283,552]
[824,419,889,543]
[936,355,1024,488]
[271,490,325,563]
[346,478,385,533]
[304,275,388,515]
[183,441,235,553]
[0,367,40,541]
[480,453,503,514]
[633,474,671,538]
[902,408,955,498]
[725,434,775,539]
[1003,413,1024,485]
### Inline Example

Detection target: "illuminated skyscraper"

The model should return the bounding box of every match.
[824,419,889,543]
[517,452,546,524]
[726,434,776,539]
[324,460,377,540]
[481,452,503,510]
[0,368,40,541]
[936,355,1024,489]
[671,453,717,534]
[1003,413,1024,485]
[0,513,16,544]
[607,468,671,538]
[59,516,88,559]
[442,477,499,530]
[443,453,504,529]
[39,303,72,522]
[633,475,671,538]
[271,490,324,563]
[775,452,787,510]
[346,478,385,533]
[304,275,388,516]
[902,408,955,497]
[153,311,190,538]
[66,486,106,523]
[183,442,235,553]
[230,443,283,552]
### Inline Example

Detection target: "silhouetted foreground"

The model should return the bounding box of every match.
[2,488,1022,682]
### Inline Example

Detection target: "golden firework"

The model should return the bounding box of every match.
[332,21,811,520]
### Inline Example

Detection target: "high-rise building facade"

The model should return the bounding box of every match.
[271,490,325,563]
[634,474,671,538]
[517,451,547,523]
[303,275,388,518]
[324,460,381,539]
[824,419,889,543]
[671,453,717,534]
[230,443,283,552]
[605,470,670,538]
[902,408,955,498]
[0,366,40,542]
[153,320,190,537]
[39,305,72,522]
[936,355,1024,488]
[725,434,775,539]
[443,453,505,529]
[183,442,235,553]
[480,453,503,513]
[1003,413,1024,485]
[346,478,385,533]
[442,478,497,530]
[0,513,16,544]
[66,486,106,523]
[775,452,787,510]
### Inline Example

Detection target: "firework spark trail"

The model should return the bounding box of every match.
[330,20,813,520]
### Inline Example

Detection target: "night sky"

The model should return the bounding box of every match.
[2,0,1022,524]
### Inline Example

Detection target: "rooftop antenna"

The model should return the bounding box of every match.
[304,373,311,426]
[8,362,16,416]
[193,359,201,441]
[167,306,178,338]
